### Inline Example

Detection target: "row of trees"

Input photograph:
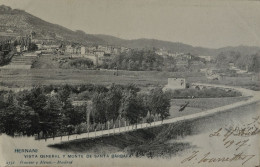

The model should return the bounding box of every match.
[98,49,207,72]
[90,85,170,127]
[0,87,86,138]
[100,50,166,71]
[0,84,171,138]
[215,51,260,72]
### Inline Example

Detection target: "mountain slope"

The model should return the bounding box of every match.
[0,5,104,45]
[94,34,260,56]
[1,5,260,56]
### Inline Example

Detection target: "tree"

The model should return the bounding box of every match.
[18,106,40,136]
[58,85,71,105]
[0,104,20,136]
[41,96,62,138]
[0,103,39,136]
[92,92,108,125]
[72,105,87,125]
[250,54,260,72]
[28,43,38,51]
[106,85,123,124]
[123,93,146,126]
[215,52,229,68]
[22,87,47,117]
[148,88,170,122]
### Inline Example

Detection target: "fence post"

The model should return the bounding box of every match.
[108,121,110,136]
[113,124,115,135]
[101,125,103,135]
[119,119,120,132]
[125,121,126,131]
[95,129,96,137]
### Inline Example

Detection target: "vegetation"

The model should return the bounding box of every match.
[0,84,170,138]
[67,58,94,69]
[165,87,242,99]
[100,50,166,71]
[0,51,14,66]
[215,51,260,72]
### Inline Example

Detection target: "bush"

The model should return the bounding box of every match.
[69,58,94,69]
[166,88,241,99]
[75,123,88,134]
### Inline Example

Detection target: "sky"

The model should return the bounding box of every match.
[0,0,260,48]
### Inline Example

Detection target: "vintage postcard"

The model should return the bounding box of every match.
[0,0,259,166]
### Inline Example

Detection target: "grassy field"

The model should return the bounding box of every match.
[0,65,259,91]
[0,68,206,89]
[169,96,250,118]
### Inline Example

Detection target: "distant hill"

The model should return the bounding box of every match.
[0,5,104,45]
[95,34,260,57]
[1,5,260,56]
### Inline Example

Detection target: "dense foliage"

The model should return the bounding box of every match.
[100,50,166,71]
[0,84,170,138]
[215,51,260,72]
[166,87,242,99]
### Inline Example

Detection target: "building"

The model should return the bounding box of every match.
[94,50,105,57]
[155,48,169,56]
[98,45,112,54]
[87,46,97,53]
[16,45,21,53]
[36,44,42,49]
[65,45,74,54]
[198,55,211,62]
[163,78,186,91]
[81,46,86,55]
[206,68,222,80]
[112,47,119,55]
[6,29,13,33]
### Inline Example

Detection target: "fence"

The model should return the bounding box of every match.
[37,83,260,145]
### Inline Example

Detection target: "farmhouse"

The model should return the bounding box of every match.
[16,45,21,53]
[198,55,211,62]
[163,78,186,91]
[81,46,86,55]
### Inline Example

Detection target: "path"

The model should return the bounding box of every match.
[39,83,260,146]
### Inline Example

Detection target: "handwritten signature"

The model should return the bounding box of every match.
[181,151,255,165]
[181,116,259,165]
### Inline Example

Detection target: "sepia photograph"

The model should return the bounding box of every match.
[0,0,259,166]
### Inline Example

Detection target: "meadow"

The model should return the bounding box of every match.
[0,69,206,89]
[169,96,250,118]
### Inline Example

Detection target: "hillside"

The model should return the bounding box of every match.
[0,5,104,45]
[1,5,260,56]
[95,34,260,56]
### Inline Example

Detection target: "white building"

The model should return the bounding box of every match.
[198,55,211,62]
[163,78,186,91]
[81,46,86,55]
[16,45,21,53]
[94,50,105,57]
[65,45,73,53]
